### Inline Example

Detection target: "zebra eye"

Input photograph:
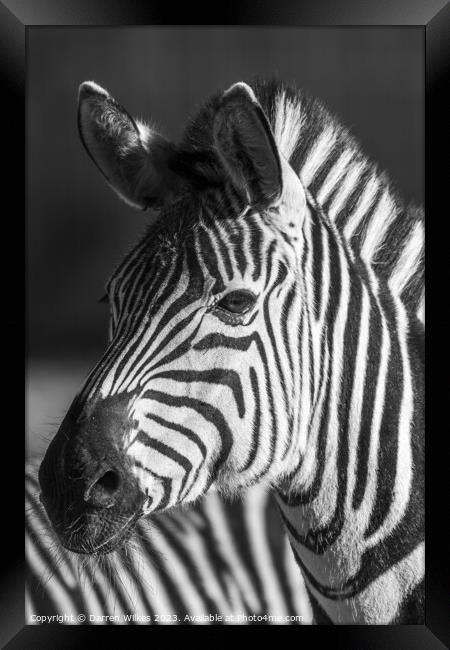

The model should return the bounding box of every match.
[217,290,256,314]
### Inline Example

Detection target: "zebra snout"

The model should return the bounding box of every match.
[38,429,145,553]
[38,393,146,550]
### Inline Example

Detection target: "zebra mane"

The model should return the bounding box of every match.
[179,79,424,322]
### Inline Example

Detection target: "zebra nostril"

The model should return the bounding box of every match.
[96,469,121,494]
[84,469,121,508]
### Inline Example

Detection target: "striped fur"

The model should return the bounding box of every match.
[37,79,424,624]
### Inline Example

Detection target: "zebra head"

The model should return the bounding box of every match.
[39,80,309,554]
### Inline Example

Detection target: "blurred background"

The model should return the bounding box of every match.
[27,27,423,458]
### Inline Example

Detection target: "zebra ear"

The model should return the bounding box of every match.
[78,81,178,210]
[213,82,283,207]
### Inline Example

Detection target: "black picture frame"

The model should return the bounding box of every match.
[2,1,447,647]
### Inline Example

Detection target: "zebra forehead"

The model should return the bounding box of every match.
[128,189,275,254]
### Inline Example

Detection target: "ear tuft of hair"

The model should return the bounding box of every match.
[212,82,283,208]
[79,80,110,101]
[77,81,179,210]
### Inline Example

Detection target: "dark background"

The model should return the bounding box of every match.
[27,27,424,456]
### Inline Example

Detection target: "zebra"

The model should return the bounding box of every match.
[36,78,424,624]
[26,459,311,624]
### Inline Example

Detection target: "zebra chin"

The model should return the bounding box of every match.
[44,508,143,556]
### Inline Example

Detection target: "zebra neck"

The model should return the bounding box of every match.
[274,216,424,623]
